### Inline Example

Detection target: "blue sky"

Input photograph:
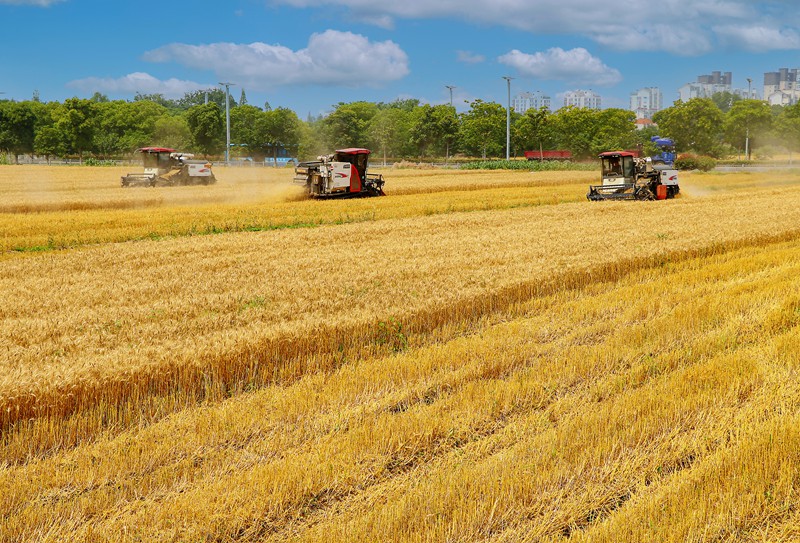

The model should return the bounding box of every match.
[2,0,800,116]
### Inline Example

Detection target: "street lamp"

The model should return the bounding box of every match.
[745,77,752,161]
[502,76,513,160]
[219,82,236,165]
[445,85,456,108]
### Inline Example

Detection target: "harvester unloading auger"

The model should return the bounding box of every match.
[587,151,679,201]
[293,148,385,198]
[121,147,216,187]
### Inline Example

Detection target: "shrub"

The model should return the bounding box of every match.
[675,154,716,172]
[83,157,118,167]
[461,159,595,171]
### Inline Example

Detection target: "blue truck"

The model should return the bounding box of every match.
[650,136,676,166]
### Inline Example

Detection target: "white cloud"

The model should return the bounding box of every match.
[267,0,800,54]
[0,0,63,4]
[713,25,800,51]
[142,30,409,89]
[67,72,210,98]
[498,48,622,86]
[456,50,485,64]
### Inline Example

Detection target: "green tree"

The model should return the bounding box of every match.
[369,107,408,164]
[322,101,378,149]
[134,93,180,111]
[261,107,302,163]
[774,102,800,161]
[53,97,97,161]
[179,89,236,111]
[231,104,266,157]
[548,106,599,159]
[93,100,168,156]
[458,99,505,159]
[512,106,553,155]
[723,99,773,158]
[591,108,637,154]
[185,103,225,157]
[409,104,458,158]
[653,98,724,156]
[431,104,459,159]
[0,101,37,163]
[31,101,62,162]
[34,126,65,163]
[710,91,741,114]
[152,115,191,150]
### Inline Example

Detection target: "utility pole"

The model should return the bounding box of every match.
[502,76,513,160]
[444,86,457,163]
[219,82,235,165]
[746,77,752,161]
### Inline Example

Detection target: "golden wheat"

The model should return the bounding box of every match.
[4,165,800,541]
[2,238,800,541]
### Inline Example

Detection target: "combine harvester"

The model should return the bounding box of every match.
[293,148,385,198]
[587,151,679,201]
[121,147,216,187]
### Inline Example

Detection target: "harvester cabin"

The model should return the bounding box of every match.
[333,148,370,188]
[600,151,636,183]
[139,147,176,172]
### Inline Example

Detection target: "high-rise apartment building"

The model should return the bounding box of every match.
[764,68,800,106]
[511,91,551,114]
[678,71,733,101]
[563,89,601,110]
[629,87,662,119]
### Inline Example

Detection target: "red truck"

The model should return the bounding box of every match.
[524,150,572,161]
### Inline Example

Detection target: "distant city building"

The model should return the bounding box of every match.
[563,89,601,110]
[764,68,800,106]
[511,91,551,114]
[635,118,656,131]
[678,71,733,101]
[630,87,662,119]
[733,87,759,100]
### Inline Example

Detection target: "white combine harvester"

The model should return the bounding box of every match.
[121,147,216,187]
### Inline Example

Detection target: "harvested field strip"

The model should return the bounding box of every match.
[0,184,585,253]
[4,188,800,457]
[3,238,799,541]
[4,167,800,254]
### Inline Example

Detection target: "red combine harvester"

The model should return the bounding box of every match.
[587,151,679,201]
[293,148,385,198]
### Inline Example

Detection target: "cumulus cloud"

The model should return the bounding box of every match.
[267,0,800,54]
[143,30,409,89]
[498,48,622,86]
[67,72,210,98]
[713,25,800,51]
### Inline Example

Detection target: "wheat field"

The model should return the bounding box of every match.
[3,164,800,542]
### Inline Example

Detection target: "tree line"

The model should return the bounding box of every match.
[2,89,800,164]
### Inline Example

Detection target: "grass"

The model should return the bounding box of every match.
[2,164,800,541]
